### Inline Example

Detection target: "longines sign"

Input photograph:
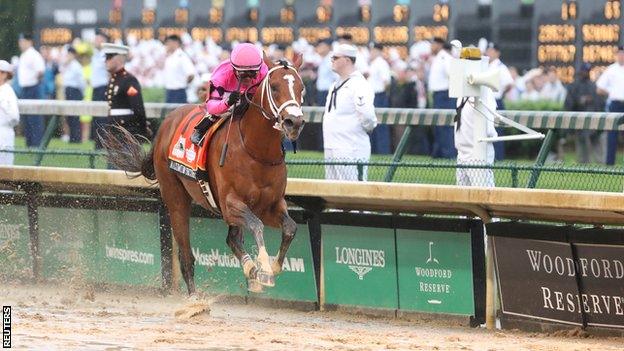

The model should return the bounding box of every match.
[493,236,624,329]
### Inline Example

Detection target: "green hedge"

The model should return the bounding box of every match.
[504,99,563,111]
[142,88,165,103]
[501,99,564,159]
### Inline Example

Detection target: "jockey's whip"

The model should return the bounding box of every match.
[219,80,241,167]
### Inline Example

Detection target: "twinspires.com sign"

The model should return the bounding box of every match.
[493,236,624,329]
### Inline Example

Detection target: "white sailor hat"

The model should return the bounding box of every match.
[331,43,358,58]
[101,43,130,55]
[0,60,13,73]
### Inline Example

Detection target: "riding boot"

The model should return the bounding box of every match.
[191,114,218,146]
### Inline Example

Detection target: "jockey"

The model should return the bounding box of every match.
[190,43,269,145]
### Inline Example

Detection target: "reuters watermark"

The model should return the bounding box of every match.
[3,306,10,349]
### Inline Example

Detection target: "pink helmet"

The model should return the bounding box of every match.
[230,43,262,71]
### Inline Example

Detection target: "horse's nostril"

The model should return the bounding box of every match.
[283,118,294,128]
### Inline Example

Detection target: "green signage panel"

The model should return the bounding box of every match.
[190,217,247,296]
[91,210,162,287]
[322,225,398,309]
[39,208,161,286]
[396,229,474,315]
[190,218,317,301]
[0,205,32,280]
[39,207,94,282]
[250,225,317,302]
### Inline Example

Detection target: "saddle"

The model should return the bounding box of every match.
[168,105,227,179]
[167,102,250,211]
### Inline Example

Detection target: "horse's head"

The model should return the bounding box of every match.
[254,52,306,142]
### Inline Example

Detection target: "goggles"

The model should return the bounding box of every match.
[235,69,259,78]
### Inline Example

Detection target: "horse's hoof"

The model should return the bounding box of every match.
[242,257,257,279]
[247,278,264,293]
[256,270,275,287]
[189,291,207,301]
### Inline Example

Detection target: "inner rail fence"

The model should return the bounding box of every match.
[2,148,623,193]
[10,100,624,192]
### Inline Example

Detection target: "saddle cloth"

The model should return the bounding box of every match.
[167,106,227,213]
[167,105,226,180]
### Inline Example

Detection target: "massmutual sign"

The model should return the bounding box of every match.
[493,236,624,329]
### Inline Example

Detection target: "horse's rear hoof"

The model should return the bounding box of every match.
[256,270,275,287]
[247,278,264,293]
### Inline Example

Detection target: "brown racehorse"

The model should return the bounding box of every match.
[100,54,306,295]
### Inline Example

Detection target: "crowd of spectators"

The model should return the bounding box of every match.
[4,30,621,165]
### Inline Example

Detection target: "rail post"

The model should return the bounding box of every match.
[158,202,173,292]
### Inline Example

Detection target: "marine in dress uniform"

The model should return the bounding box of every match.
[101,43,148,140]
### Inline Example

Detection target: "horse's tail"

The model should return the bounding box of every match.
[98,124,157,182]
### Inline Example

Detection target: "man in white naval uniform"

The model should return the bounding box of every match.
[322,44,377,181]
[0,60,20,165]
[454,78,498,187]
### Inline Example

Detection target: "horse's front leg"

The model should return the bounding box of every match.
[226,225,263,293]
[270,201,297,276]
[224,194,274,287]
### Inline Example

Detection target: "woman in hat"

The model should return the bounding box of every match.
[0,60,19,165]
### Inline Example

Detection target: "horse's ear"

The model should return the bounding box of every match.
[291,52,303,70]
[262,50,275,68]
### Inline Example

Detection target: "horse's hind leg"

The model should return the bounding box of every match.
[270,202,297,276]
[226,225,263,293]
[160,178,196,295]
[225,195,274,287]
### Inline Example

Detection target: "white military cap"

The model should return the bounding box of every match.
[0,60,13,73]
[332,43,358,58]
[101,43,130,55]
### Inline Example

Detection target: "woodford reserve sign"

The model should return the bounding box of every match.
[493,233,624,329]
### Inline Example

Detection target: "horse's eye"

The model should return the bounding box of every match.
[271,85,278,92]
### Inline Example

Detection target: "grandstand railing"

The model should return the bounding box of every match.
[17,100,624,130]
[13,99,624,189]
[3,147,623,193]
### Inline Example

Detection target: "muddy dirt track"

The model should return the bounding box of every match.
[1,283,622,350]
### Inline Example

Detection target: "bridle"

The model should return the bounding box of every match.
[237,60,304,166]
[244,61,304,132]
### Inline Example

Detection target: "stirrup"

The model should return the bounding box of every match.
[190,129,205,146]
[191,114,218,146]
